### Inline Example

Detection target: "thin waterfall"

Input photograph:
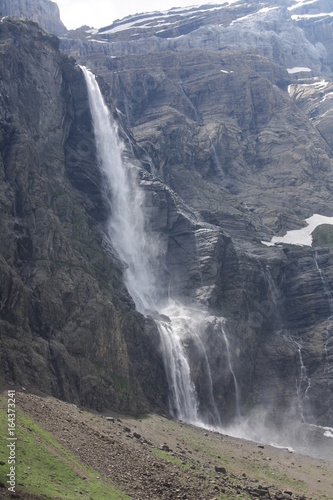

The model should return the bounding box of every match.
[266,267,313,421]
[221,323,241,418]
[314,249,333,312]
[284,334,311,422]
[192,331,222,427]
[81,66,213,425]
[265,266,283,330]
[314,249,333,375]
[296,343,311,423]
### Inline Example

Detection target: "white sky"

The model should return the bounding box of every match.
[54,0,207,29]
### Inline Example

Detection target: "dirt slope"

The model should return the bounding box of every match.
[1,391,332,499]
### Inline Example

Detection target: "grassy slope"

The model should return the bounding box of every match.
[1,392,332,499]
[0,396,130,499]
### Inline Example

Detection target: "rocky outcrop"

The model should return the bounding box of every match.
[0,0,67,35]
[0,18,168,414]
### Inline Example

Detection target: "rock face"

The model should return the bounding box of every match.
[1,0,333,435]
[0,0,66,35]
[59,0,333,428]
[0,18,168,414]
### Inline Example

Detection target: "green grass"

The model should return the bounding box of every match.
[248,462,306,492]
[218,493,251,500]
[0,397,130,499]
[312,224,333,247]
[151,447,191,469]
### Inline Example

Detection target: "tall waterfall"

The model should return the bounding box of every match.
[313,250,333,377]
[81,67,222,425]
[81,67,157,313]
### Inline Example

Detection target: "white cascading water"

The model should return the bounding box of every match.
[81,66,217,425]
[295,341,312,423]
[80,67,157,313]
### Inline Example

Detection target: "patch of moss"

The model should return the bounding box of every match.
[0,397,130,499]
[151,447,191,469]
[248,462,306,491]
[312,224,333,247]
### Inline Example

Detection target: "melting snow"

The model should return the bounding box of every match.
[259,7,279,14]
[99,5,229,34]
[231,12,256,24]
[287,67,312,74]
[262,214,333,247]
[89,39,109,43]
[298,79,329,89]
[291,12,333,20]
[288,0,319,11]
[231,5,278,24]
[321,92,333,102]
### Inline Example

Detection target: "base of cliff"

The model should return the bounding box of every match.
[0,391,332,500]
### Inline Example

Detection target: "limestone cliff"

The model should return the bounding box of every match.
[0,0,66,35]
[1,0,333,435]
[0,18,167,414]
[60,1,333,428]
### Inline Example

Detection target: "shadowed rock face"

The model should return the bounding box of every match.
[0,0,67,35]
[0,18,168,414]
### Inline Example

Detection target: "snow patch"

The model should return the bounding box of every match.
[288,0,319,11]
[259,7,279,14]
[90,39,109,44]
[291,12,333,20]
[231,5,278,25]
[321,92,333,102]
[231,12,255,24]
[287,67,312,74]
[262,214,333,247]
[299,79,329,89]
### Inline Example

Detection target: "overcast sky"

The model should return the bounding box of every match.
[55,0,205,30]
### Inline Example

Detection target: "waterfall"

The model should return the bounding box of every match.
[81,66,219,425]
[221,323,241,418]
[265,266,282,326]
[192,330,222,427]
[314,249,333,313]
[81,66,157,313]
[283,334,312,422]
[266,267,314,422]
[295,343,311,423]
[314,249,333,375]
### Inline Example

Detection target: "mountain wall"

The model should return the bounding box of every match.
[0,17,168,414]
[60,0,333,428]
[0,0,333,437]
[0,0,66,35]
